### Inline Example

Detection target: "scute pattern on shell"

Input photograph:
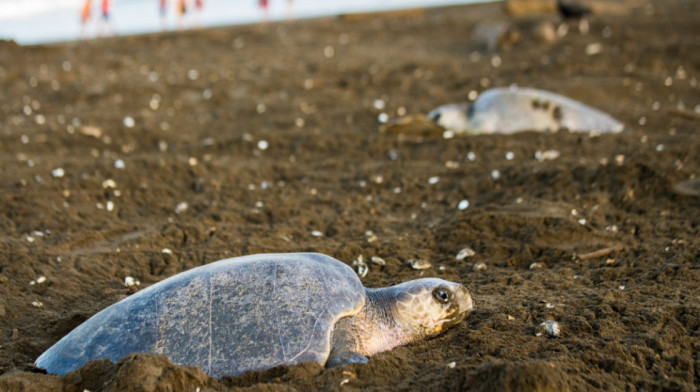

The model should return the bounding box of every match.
[35,253,365,378]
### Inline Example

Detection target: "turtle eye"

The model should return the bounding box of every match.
[432,288,450,304]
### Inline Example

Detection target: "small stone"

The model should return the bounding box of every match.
[162,248,173,254]
[114,159,125,169]
[377,113,389,123]
[102,179,117,188]
[257,140,269,150]
[123,116,135,128]
[428,176,440,185]
[458,200,470,210]
[456,247,476,260]
[124,276,140,287]
[529,262,544,270]
[472,262,487,271]
[36,276,46,284]
[507,315,516,321]
[365,231,378,243]
[491,170,501,180]
[32,301,44,308]
[174,202,188,214]
[370,256,386,266]
[447,361,456,369]
[310,230,324,237]
[535,150,560,162]
[606,258,616,265]
[51,168,65,178]
[409,259,432,270]
[585,42,602,56]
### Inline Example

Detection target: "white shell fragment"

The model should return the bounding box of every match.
[352,255,369,277]
[535,150,561,162]
[537,320,561,337]
[428,87,624,134]
[456,247,476,260]
[409,259,432,270]
[370,256,386,266]
[124,276,140,287]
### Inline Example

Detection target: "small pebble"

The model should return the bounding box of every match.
[585,42,602,55]
[257,140,269,150]
[535,150,560,162]
[174,202,188,214]
[505,151,514,160]
[51,168,65,178]
[123,116,135,128]
[491,170,501,180]
[102,179,117,188]
[162,248,173,254]
[377,113,389,123]
[365,230,378,243]
[472,262,487,271]
[370,256,386,266]
[124,276,140,287]
[311,230,324,237]
[467,152,476,162]
[409,259,432,270]
[447,361,456,369]
[529,262,544,270]
[31,301,44,308]
[428,176,440,185]
[458,200,470,210]
[456,247,476,260]
[114,159,125,169]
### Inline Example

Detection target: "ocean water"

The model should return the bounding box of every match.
[0,0,491,45]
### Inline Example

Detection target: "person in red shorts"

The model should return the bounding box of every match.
[193,0,204,28]
[98,0,113,36]
[259,0,269,23]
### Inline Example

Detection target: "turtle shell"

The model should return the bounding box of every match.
[35,253,365,378]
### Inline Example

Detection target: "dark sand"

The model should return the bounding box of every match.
[0,0,698,390]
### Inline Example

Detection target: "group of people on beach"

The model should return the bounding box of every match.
[80,0,295,39]
[80,0,113,38]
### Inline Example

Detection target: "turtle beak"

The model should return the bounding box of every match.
[455,284,473,315]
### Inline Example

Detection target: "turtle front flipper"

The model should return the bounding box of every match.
[326,348,368,368]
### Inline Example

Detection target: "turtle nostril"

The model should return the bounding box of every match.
[429,112,441,123]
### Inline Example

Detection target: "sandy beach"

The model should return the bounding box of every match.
[0,0,698,390]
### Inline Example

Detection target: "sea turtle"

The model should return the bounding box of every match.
[428,86,624,135]
[35,253,473,378]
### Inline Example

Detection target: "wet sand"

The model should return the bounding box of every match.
[0,0,698,390]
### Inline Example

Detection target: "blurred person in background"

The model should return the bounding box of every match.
[259,0,269,22]
[160,0,169,30]
[98,0,114,36]
[80,0,92,38]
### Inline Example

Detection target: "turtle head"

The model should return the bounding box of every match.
[427,103,473,133]
[390,278,473,339]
